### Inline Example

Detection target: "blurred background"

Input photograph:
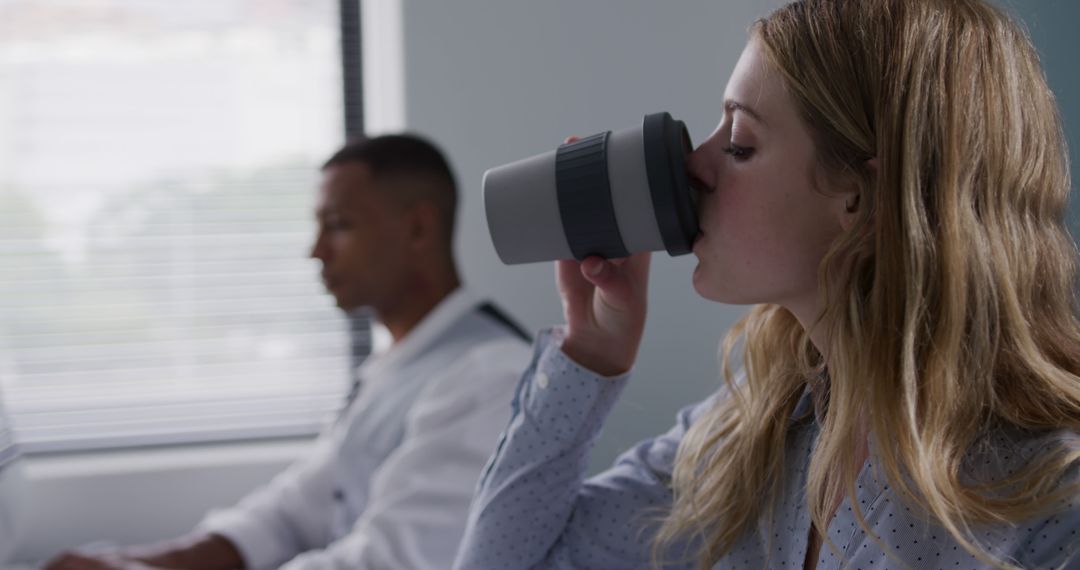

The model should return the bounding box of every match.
[0,0,1075,563]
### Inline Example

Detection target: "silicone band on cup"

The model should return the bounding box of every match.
[555,131,630,260]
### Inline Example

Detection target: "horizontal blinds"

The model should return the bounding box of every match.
[0,0,363,453]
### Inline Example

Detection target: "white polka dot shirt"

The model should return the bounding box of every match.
[453,329,1079,569]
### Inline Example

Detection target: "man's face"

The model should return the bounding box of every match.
[310,163,409,312]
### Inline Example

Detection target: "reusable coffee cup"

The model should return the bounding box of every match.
[483,112,700,265]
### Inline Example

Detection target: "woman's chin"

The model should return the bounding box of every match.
[692,264,743,304]
[691,264,715,300]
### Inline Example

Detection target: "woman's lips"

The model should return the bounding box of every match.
[691,231,707,256]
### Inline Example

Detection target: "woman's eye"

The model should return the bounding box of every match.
[723,144,754,161]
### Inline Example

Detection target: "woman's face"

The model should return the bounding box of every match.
[689,38,852,325]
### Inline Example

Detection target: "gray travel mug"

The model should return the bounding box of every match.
[483,112,700,265]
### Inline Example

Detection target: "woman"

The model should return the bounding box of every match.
[454,0,1079,568]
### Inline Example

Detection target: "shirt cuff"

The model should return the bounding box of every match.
[197,510,288,570]
[519,327,632,443]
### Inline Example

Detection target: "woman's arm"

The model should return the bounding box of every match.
[453,327,716,570]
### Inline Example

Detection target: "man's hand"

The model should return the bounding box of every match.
[45,534,243,570]
[44,551,162,570]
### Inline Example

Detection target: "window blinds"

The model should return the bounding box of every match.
[0,0,360,452]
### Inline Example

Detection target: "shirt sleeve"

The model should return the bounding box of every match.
[275,338,530,570]
[196,433,340,569]
[454,328,719,570]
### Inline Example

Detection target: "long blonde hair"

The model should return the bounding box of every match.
[655,1,1080,568]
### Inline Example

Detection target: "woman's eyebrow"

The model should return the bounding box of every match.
[725,100,767,126]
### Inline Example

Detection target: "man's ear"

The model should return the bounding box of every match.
[839,157,877,232]
[407,201,442,252]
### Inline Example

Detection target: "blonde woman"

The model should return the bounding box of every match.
[454,0,1080,568]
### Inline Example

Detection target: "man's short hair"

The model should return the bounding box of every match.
[323,134,458,246]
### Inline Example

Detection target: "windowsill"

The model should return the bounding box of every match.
[23,435,316,478]
[14,436,316,564]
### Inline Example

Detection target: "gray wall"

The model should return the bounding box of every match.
[998,0,1080,234]
[400,0,784,472]
[399,0,1078,472]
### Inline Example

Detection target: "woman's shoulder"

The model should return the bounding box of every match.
[973,423,1077,464]
[958,426,1079,566]
[964,423,1078,483]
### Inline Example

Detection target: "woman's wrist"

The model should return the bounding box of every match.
[561,333,635,378]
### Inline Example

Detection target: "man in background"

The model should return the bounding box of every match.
[47,134,531,569]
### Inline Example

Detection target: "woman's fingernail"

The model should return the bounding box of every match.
[586,261,603,276]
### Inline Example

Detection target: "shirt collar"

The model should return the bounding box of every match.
[355,287,477,386]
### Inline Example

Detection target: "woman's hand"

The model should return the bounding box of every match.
[551,135,651,376]
[557,252,651,377]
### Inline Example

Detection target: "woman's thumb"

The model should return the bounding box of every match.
[580,256,606,284]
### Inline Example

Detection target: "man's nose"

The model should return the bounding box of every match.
[310,234,328,261]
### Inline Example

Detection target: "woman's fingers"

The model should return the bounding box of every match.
[579,254,649,301]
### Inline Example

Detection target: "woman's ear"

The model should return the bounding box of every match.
[839,157,877,231]
[839,192,860,231]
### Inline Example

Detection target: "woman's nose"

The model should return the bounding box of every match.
[686,145,717,195]
[688,127,732,193]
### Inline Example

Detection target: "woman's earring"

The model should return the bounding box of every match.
[845,194,861,213]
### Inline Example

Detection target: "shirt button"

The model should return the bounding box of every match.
[536,372,550,389]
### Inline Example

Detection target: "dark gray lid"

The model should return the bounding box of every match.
[642,112,699,256]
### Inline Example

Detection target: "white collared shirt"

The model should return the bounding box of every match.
[199,288,531,569]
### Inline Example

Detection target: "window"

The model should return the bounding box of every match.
[0,0,363,452]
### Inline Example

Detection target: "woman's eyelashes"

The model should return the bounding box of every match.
[722,143,755,161]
